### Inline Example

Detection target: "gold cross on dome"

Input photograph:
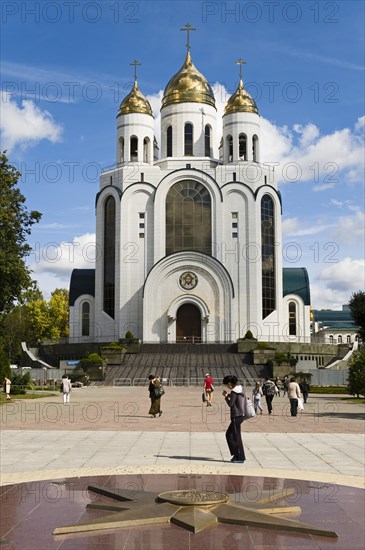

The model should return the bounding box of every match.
[181,22,196,51]
[130,59,141,82]
[236,58,246,81]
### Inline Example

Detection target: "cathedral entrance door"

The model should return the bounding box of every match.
[176,304,201,343]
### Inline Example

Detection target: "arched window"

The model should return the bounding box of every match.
[130,136,138,161]
[261,195,276,318]
[205,125,211,157]
[143,137,150,163]
[239,133,247,160]
[184,123,193,155]
[119,137,124,163]
[329,335,333,344]
[289,302,297,336]
[103,196,116,319]
[167,126,173,157]
[338,335,342,344]
[347,335,351,344]
[227,135,233,162]
[252,134,258,162]
[166,180,211,255]
[82,302,90,336]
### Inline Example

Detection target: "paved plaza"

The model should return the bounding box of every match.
[1,387,364,488]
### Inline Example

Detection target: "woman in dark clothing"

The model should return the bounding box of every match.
[148,374,163,418]
[222,375,246,464]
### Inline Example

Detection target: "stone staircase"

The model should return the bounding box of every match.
[103,344,271,386]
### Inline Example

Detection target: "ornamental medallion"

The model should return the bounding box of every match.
[179,271,198,290]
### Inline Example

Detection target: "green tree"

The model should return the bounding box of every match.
[27,288,69,343]
[349,291,365,342]
[0,152,42,315]
[347,349,365,398]
[0,284,43,363]
[48,289,69,338]
[0,346,11,381]
[1,288,69,362]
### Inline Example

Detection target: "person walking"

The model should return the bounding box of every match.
[3,377,11,400]
[274,377,281,396]
[252,381,263,414]
[222,375,246,464]
[282,375,289,397]
[61,374,72,404]
[300,378,309,403]
[262,377,276,415]
[148,375,163,418]
[203,373,214,407]
[288,376,302,417]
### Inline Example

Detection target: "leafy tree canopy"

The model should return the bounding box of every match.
[0,152,41,315]
[1,288,69,363]
[349,291,365,342]
[347,348,365,398]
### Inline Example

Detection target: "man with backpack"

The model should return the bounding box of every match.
[262,377,276,415]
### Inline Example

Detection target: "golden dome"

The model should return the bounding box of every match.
[162,51,216,109]
[224,79,258,116]
[118,80,153,117]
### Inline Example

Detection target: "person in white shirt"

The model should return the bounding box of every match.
[61,375,72,404]
[288,376,302,417]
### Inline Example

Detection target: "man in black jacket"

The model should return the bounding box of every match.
[222,375,246,464]
[262,377,276,415]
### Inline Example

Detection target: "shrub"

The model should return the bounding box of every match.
[243,330,255,340]
[125,331,134,339]
[257,342,268,349]
[79,353,103,367]
[101,342,124,350]
[9,370,32,394]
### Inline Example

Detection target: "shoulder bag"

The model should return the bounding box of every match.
[154,385,165,397]
[243,395,256,419]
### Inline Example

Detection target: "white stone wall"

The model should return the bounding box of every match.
[222,111,261,162]
[160,102,217,159]
[116,112,154,164]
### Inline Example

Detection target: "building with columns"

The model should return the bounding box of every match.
[69,29,311,344]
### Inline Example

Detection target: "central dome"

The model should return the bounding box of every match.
[162,51,216,109]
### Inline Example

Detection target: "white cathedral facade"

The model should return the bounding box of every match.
[69,38,311,344]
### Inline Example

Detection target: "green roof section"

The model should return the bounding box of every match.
[312,309,358,330]
[69,269,95,306]
[282,267,310,305]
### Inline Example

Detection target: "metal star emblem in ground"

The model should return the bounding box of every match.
[54,485,338,538]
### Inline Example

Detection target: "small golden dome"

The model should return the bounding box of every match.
[118,80,153,117]
[224,79,258,116]
[162,51,216,109]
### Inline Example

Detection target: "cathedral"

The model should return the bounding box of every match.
[69,27,311,344]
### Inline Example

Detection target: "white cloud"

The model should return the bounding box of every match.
[355,115,365,132]
[293,123,320,147]
[32,233,96,278]
[261,117,364,186]
[331,211,365,244]
[317,257,365,292]
[310,283,350,310]
[0,91,62,152]
[282,217,335,237]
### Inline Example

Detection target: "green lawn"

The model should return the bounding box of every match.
[0,392,57,404]
[309,386,349,394]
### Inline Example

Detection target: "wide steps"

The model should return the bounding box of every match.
[103,352,270,386]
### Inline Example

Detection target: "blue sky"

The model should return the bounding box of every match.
[1,0,364,309]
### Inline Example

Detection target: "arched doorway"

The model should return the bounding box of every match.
[176,303,201,343]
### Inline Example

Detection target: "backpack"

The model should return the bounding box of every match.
[263,381,275,397]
